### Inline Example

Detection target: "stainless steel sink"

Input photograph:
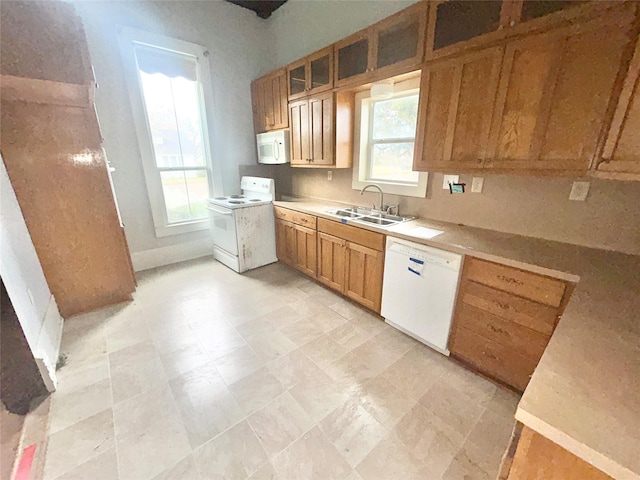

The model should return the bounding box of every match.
[325,207,415,229]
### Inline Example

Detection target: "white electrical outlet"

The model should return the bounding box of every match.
[327,171,332,181]
[569,181,590,201]
[471,177,484,193]
[443,174,459,189]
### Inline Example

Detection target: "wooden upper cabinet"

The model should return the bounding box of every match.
[485,10,636,175]
[289,91,353,168]
[251,68,288,134]
[334,2,427,88]
[287,46,333,100]
[594,34,640,180]
[426,0,509,60]
[414,46,503,172]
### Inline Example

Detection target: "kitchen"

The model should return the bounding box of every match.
[1,1,639,480]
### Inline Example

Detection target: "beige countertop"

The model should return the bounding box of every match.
[274,199,640,480]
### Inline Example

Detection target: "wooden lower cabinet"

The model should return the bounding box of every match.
[449,257,573,392]
[317,232,346,292]
[274,217,316,277]
[344,242,384,312]
[507,426,613,480]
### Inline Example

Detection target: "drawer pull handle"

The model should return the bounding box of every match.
[488,324,508,336]
[497,275,524,286]
[495,301,511,310]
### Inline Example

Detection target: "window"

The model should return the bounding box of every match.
[119,27,219,237]
[352,77,428,198]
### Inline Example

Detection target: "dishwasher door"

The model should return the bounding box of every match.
[381,237,463,355]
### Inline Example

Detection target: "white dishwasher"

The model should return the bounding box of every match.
[381,237,463,355]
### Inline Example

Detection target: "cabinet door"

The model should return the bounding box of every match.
[293,224,317,277]
[308,46,333,96]
[426,0,508,60]
[308,93,334,166]
[372,2,427,77]
[289,99,310,165]
[251,79,266,134]
[251,69,288,133]
[486,14,633,175]
[414,46,503,172]
[335,31,372,88]
[317,232,346,292]
[275,218,290,264]
[596,34,640,180]
[269,71,288,130]
[345,242,384,313]
[288,59,307,100]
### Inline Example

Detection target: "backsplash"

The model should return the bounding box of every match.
[240,165,640,256]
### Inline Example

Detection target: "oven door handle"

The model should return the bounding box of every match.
[206,205,233,215]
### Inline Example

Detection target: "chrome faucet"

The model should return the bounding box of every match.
[360,184,385,213]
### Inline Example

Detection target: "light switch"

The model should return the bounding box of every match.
[327,171,332,181]
[443,174,459,189]
[471,177,484,193]
[569,181,590,201]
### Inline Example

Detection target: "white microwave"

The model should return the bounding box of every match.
[257,130,290,164]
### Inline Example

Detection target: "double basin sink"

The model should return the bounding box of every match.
[325,207,415,228]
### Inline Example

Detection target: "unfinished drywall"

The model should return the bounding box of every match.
[73,0,273,268]
[0,158,61,390]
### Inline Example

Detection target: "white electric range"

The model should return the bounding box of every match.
[206,176,277,273]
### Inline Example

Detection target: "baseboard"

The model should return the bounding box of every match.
[131,238,213,272]
[34,295,63,392]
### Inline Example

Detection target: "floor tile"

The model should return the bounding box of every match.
[48,378,112,435]
[247,331,298,362]
[169,363,244,449]
[248,461,280,480]
[267,349,324,389]
[354,376,418,429]
[355,433,424,480]
[113,384,178,442]
[193,420,268,479]
[152,455,200,480]
[280,318,324,347]
[43,409,114,480]
[54,358,110,396]
[319,397,388,467]
[326,322,373,353]
[300,334,348,366]
[213,344,264,385]
[110,356,168,404]
[229,367,285,415]
[53,447,118,480]
[159,341,212,380]
[116,410,191,480]
[288,369,351,423]
[272,427,352,480]
[248,391,314,458]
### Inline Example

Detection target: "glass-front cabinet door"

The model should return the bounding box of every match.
[335,32,371,87]
[287,46,333,100]
[373,1,428,74]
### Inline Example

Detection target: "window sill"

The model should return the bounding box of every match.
[154,219,209,238]
[352,176,428,198]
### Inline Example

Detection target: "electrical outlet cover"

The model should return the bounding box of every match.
[443,175,459,189]
[569,181,590,201]
[327,171,332,181]
[471,177,484,193]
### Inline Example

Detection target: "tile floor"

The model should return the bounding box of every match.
[42,258,519,480]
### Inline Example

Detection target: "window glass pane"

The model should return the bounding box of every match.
[370,143,419,183]
[372,95,418,140]
[160,169,208,223]
[139,64,207,169]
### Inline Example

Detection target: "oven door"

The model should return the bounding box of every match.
[206,204,238,256]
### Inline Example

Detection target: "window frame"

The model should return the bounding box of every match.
[352,76,428,198]
[118,26,221,237]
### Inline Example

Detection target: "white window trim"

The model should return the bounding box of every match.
[352,76,428,198]
[118,26,222,237]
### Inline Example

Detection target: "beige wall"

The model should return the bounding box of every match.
[244,165,640,256]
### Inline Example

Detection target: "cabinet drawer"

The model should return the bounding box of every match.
[455,302,549,360]
[463,281,558,336]
[466,257,566,307]
[274,207,317,229]
[451,327,539,392]
[317,218,385,251]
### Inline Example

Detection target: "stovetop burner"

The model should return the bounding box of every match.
[228,200,246,204]
[229,195,245,199]
[249,199,261,202]
[214,197,226,200]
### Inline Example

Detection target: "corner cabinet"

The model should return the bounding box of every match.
[448,257,574,392]
[334,1,427,88]
[251,68,288,134]
[317,218,385,313]
[289,91,354,168]
[593,33,640,180]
